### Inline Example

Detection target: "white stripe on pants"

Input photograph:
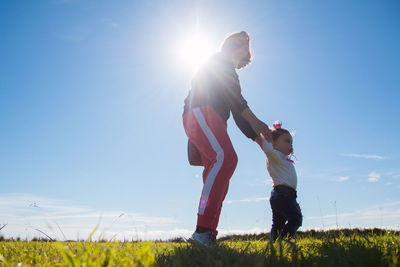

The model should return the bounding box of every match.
[192,107,225,215]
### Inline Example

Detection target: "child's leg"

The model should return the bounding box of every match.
[269,190,285,241]
[281,198,302,238]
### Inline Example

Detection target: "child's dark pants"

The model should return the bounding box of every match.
[270,185,302,241]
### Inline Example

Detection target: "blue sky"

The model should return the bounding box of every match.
[1,0,399,240]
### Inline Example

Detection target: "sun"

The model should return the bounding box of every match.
[179,33,215,71]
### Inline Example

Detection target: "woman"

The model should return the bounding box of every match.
[183,31,271,247]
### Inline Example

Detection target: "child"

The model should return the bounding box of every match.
[259,121,302,241]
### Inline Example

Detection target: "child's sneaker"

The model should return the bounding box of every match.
[189,231,216,247]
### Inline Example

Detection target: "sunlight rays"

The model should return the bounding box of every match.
[178,33,215,71]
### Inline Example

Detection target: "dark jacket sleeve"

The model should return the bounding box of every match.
[232,110,258,140]
[216,64,256,140]
[222,68,249,115]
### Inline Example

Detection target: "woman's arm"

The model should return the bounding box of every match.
[232,110,258,141]
[241,107,272,142]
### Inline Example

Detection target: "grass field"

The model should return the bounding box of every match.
[0,229,399,266]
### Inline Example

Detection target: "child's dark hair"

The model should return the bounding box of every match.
[271,121,291,142]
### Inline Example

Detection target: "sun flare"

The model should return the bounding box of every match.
[179,33,215,71]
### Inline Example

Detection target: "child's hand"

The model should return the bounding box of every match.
[256,133,271,149]
[255,135,263,148]
[251,120,272,142]
[259,133,269,143]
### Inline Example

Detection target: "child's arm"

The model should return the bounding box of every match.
[255,135,263,148]
[259,134,282,164]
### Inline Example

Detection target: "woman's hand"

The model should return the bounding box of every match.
[251,120,272,142]
[241,107,272,142]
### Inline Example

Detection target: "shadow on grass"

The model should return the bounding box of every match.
[156,236,398,267]
[217,228,400,242]
[156,242,285,267]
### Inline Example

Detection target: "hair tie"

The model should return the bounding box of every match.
[273,121,282,129]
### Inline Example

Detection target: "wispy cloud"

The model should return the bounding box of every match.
[369,201,400,209]
[0,193,180,241]
[335,176,349,182]
[368,172,381,182]
[341,153,386,160]
[310,167,351,181]
[306,201,400,229]
[385,169,400,179]
[226,196,267,205]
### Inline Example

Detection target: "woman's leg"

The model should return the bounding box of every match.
[183,106,237,235]
[210,182,230,236]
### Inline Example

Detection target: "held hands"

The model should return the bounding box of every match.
[240,108,272,142]
[252,119,272,143]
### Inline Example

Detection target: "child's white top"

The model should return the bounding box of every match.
[262,140,297,190]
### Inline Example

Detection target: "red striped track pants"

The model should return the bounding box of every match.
[183,106,238,236]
